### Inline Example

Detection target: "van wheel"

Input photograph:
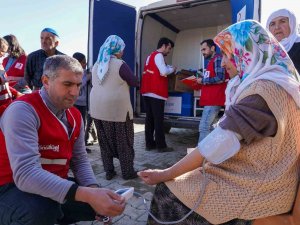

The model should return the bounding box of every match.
[164,125,171,133]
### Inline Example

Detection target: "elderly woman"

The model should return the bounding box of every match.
[3,34,30,93]
[267,9,300,73]
[139,20,300,225]
[0,37,22,116]
[90,35,138,180]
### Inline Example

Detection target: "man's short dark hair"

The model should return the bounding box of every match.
[200,39,216,49]
[72,52,86,63]
[157,37,174,49]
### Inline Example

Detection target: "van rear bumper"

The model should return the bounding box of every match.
[133,115,200,129]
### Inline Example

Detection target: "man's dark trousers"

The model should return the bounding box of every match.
[0,183,96,225]
[143,96,167,149]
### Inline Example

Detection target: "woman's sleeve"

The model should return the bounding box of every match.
[119,62,139,87]
[219,94,277,144]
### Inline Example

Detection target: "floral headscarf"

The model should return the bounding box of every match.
[96,35,125,84]
[214,20,300,109]
[266,9,300,52]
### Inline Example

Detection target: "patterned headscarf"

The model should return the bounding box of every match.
[266,9,300,52]
[214,20,300,109]
[96,35,125,84]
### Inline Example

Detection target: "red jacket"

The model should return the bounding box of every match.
[2,55,27,87]
[140,51,168,99]
[0,83,19,116]
[0,92,81,185]
[200,54,229,106]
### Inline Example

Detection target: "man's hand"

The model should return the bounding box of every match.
[172,66,177,73]
[75,187,125,217]
[138,169,170,185]
[196,77,202,84]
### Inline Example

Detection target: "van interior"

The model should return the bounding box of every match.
[136,0,232,120]
[139,0,232,74]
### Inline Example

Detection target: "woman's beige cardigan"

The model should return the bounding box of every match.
[166,80,300,224]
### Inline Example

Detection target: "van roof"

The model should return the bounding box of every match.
[140,0,195,11]
[139,0,231,30]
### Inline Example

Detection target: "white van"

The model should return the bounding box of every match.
[88,0,261,131]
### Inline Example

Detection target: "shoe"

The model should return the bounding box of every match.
[123,171,138,180]
[157,147,174,152]
[86,148,92,153]
[145,144,156,151]
[106,171,117,180]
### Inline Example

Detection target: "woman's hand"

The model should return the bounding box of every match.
[138,169,170,185]
[139,149,204,186]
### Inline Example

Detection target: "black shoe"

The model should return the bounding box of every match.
[145,144,156,151]
[86,148,92,153]
[106,171,117,180]
[123,171,138,180]
[157,147,174,152]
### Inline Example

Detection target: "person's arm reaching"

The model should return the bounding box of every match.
[138,149,204,185]
[139,94,278,185]
[154,53,175,76]
[119,62,138,87]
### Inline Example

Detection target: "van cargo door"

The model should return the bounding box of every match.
[88,0,136,70]
[230,0,261,23]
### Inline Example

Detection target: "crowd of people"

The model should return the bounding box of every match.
[0,7,299,225]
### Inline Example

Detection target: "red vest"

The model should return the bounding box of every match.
[140,51,168,98]
[200,54,229,106]
[0,92,81,185]
[2,55,27,88]
[0,83,13,115]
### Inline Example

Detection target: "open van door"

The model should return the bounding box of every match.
[88,0,136,105]
[88,0,136,75]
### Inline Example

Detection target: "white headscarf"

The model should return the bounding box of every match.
[214,20,300,109]
[266,9,300,52]
[96,35,125,84]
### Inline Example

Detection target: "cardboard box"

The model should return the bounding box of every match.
[180,69,196,76]
[168,73,193,93]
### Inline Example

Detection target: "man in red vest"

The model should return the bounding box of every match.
[140,37,176,152]
[0,55,125,225]
[197,39,228,142]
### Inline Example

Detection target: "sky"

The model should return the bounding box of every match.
[0,0,299,58]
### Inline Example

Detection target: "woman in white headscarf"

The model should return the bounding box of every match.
[139,20,300,225]
[90,35,138,180]
[267,8,300,72]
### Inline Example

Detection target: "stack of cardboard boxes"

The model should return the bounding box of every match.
[165,70,197,117]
